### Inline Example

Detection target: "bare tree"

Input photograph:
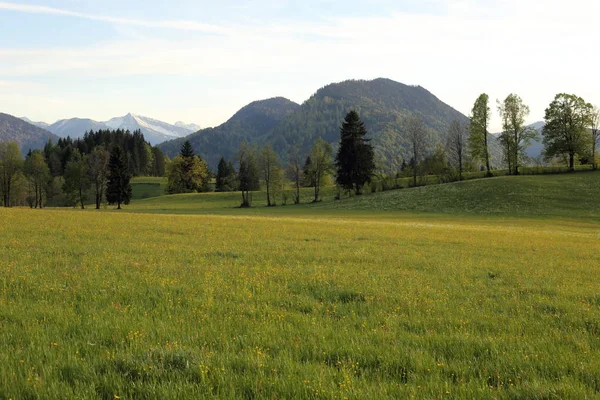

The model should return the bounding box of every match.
[309,138,333,202]
[405,115,429,187]
[287,145,303,204]
[445,119,468,180]
[259,144,280,207]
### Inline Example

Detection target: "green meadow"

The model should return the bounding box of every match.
[1,172,599,399]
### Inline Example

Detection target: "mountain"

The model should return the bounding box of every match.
[105,113,194,145]
[159,97,301,168]
[161,78,485,171]
[525,122,545,160]
[1,113,59,152]
[20,117,50,129]
[21,114,198,145]
[265,78,471,170]
[175,121,202,132]
[48,118,109,139]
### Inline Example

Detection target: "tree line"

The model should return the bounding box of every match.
[168,92,600,208]
[0,129,165,208]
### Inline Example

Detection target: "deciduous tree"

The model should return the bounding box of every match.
[63,149,90,209]
[309,138,333,202]
[87,146,110,209]
[287,146,303,204]
[259,144,281,206]
[542,93,593,171]
[0,142,23,207]
[405,115,429,187]
[24,150,50,209]
[497,94,537,175]
[237,142,260,207]
[469,94,492,174]
[445,120,468,180]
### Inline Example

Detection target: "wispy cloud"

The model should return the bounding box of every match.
[0,1,228,34]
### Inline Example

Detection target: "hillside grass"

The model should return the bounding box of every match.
[129,171,600,221]
[131,177,168,200]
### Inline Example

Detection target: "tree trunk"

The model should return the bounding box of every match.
[569,152,575,171]
[80,186,85,209]
[459,155,463,181]
[266,180,271,207]
[295,179,300,204]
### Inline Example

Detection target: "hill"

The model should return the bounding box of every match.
[159,97,300,168]
[0,112,59,152]
[126,170,600,221]
[266,78,471,169]
[161,78,504,171]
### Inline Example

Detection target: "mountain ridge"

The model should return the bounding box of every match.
[0,113,60,153]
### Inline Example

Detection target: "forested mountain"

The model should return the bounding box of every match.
[0,112,59,153]
[159,97,300,168]
[267,78,470,170]
[161,79,477,171]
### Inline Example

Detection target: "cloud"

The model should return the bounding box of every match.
[0,1,228,34]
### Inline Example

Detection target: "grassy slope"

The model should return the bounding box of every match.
[129,171,600,221]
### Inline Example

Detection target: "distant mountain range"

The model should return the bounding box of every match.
[160,78,495,170]
[0,113,59,153]
[18,114,200,145]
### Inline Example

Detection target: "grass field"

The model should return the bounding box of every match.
[1,172,599,398]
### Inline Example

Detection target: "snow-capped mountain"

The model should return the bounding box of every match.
[105,113,194,145]
[174,121,201,132]
[20,114,200,145]
[48,118,109,138]
[20,117,50,129]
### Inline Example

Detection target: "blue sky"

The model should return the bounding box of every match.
[1,0,598,130]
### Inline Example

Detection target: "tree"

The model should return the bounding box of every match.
[308,138,333,202]
[180,140,195,158]
[445,119,468,180]
[405,115,429,187]
[0,142,23,207]
[237,142,260,207]
[590,106,600,170]
[216,157,237,192]
[335,110,376,195]
[106,146,132,209]
[87,146,110,209]
[24,150,51,208]
[497,94,537,175]
[469,94,492,175]
[302,156,315,188]
[259,145,282,206]
[167,141,209,194]
[287,146,303,204]
[63,149,90,209]
[166,156,209,194]
[152,147,167,177]
[542,93,593,171]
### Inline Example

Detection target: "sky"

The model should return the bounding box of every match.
[0,0,598,131]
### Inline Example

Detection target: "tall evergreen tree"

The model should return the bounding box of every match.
[180,140,195,158]
[335,111,376,195]
[469,94,492,175]
[216,157,236,192]
[106,146,132,209]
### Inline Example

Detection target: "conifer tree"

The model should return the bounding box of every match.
[335,111,375,195]
[106,146,132,209]
[469,94,492,175]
